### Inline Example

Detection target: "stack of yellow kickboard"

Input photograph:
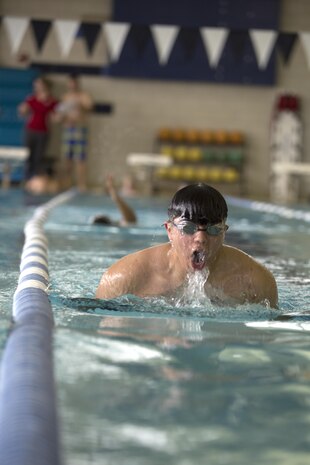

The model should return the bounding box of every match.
[155,128,245,184]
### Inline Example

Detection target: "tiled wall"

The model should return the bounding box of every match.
[1,0,309,199]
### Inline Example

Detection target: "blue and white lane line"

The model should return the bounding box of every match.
[227,196,310,223]
[0,189,76,465]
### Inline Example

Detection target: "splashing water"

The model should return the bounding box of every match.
[173,269,212,308]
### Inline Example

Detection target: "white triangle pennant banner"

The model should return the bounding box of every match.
[103,22,130,62]
[300,32,310,70]
[249,29,277,69]
[4,17,29,54]
[200,27,229,68]
[54,20,80,57]
[151,25,179,65]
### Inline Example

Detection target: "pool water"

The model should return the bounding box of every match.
[1,189,310,465]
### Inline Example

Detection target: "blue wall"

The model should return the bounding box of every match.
[0,68,38,147]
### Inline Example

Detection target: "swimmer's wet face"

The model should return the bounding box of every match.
[168,217,227,271]
[166,183,229,272]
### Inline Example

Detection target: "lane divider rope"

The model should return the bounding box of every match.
[0,189,77,465]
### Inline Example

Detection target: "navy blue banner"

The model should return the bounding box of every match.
[109,26,276,85]
[113,0,280,29]
[111,0,280,85]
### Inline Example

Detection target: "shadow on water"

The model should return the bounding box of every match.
[50,294,310,323]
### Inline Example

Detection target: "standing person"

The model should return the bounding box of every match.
[18,76,58,182]
[96,183,278,308]
[56,73,93,191]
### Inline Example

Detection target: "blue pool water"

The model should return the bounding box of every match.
[0,188,310,465]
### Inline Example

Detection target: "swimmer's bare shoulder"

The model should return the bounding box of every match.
[95,243,170,299]
[212,245,278,307]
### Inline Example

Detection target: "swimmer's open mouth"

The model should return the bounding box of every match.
[191,250,206,270]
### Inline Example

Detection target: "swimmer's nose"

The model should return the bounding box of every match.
[193,229,209,245]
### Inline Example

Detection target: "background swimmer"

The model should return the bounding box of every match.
[91,174,137,227]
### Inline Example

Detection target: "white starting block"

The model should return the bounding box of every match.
[127,153,172,168]
[0,146,28,188]
[271,161,310,204]
[0,146,28,161]
[127,153,173,193]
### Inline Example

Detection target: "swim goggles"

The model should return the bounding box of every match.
[171,220,229,236]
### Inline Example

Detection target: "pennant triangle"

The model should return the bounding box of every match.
[54,20,80,57]
[200,27,229,68]
[299,32,310,70]
[31,19,52,52]
[249,29,277,69]
[3,16,29,54]
[276,32,298,64]
[78,22,101,55]
[103,22,130,62]
[228,30,249,62]
[151,25,178,65]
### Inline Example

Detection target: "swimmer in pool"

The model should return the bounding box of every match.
[91,174,137,227]
[96,183,278,307]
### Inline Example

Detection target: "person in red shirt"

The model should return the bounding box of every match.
[18,76,58,181]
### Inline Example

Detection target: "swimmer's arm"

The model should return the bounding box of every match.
[107,175,137,224]
[111,191,137,225]
[247,268,278,308]
[96,271,126,299]
[95,256,141,299]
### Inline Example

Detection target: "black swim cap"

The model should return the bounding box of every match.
[167,183,228,224]
[91,214,113,225]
